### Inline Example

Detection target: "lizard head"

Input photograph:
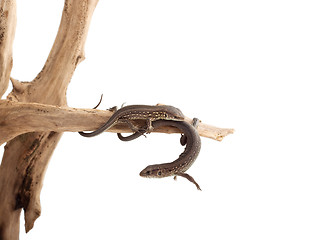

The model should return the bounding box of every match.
[139,164,167,178]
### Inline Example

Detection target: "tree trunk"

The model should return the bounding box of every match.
[0,0,99,238]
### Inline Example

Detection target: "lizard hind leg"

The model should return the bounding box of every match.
[117,120,147,141]
[146,119,154,133]
[174,172,201,191]
[121,119,142,132]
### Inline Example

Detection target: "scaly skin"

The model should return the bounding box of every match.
[79,105,184,137]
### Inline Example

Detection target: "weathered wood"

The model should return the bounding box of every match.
[0,0,16,97]
[0,100,234,145]
[0,0,99,238]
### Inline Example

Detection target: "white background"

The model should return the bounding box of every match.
[1,0,327,239]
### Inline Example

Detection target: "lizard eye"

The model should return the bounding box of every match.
[157,171,162,176]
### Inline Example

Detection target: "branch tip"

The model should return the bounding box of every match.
[10,77,26,93]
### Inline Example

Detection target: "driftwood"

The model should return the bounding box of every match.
[0,99,234,145]
[0,0,234,239]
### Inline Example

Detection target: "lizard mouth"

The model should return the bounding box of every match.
[139,168,161,178]
[139,169,151,178]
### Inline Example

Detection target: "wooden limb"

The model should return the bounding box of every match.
[0,100,234,145]
[0,100,233,237]
[0,0,99,238]
[7,0,99,105]
[0,0,16,97]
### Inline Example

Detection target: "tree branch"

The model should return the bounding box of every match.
[0,100,234,145]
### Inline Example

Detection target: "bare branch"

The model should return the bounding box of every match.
[0,100,234,145]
